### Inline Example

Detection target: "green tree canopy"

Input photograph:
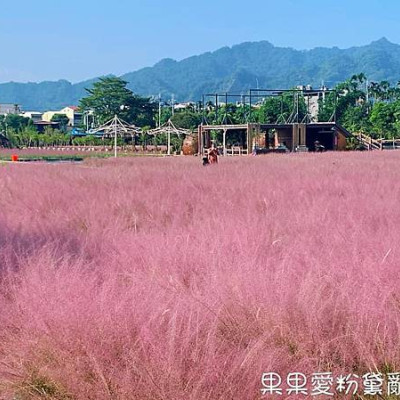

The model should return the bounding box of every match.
[170,111,201,130]
[0,114,32,133]
[79,76,156,127]
[257,93,306,123]
[51,113,70,132]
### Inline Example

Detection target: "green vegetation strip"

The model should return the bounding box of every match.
[0,152,167,162]
[0,155,84,162]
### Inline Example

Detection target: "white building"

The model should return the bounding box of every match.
[20,111,43,122]
[0,104,21,115]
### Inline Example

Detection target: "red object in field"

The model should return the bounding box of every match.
[11,155,18,162]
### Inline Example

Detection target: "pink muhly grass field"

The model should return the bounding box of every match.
[0,148,89,157]
[0,152,400,399]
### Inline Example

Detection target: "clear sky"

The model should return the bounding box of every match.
[1,0,400,83]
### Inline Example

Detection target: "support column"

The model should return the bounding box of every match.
[223,129,227,156]
[247,123,252,153]
[254,123,260,149]
[198,125,202,155]
[292,123,306,150]
[299,124,306,146]
[291,124,297,151]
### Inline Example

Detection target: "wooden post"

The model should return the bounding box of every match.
[292,123,298,151]
[247,123,251,154]
[198,124,202,155]
[300,123,306,146]
[223,129,227,156]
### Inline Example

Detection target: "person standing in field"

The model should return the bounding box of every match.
[208,147,219,164]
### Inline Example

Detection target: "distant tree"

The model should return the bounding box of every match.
[20,126,39,147]
[213,104,243,125]
[79,76,156,127]
[257,97,285,123]
[257,93,306,123]
[341,105,370,133]
[51,114,70,132]
[5,128,19,148]
[43,126,54,137]
[171,111,201,130]
[368,80,399,102]
[319,75,367,124]
[369,102,395,138]
[0,114,31,134]
[349,73,367,91]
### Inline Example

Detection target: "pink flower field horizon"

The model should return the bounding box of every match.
[0,152,400,399]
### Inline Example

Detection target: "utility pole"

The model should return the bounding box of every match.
[4,113,8,137]
[158,93,161,128]
[215,94,218,123]
[171,94,175,116]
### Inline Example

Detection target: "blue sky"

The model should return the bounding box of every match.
[1,0,400,83]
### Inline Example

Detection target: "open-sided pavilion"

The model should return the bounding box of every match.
[198,88,351,154]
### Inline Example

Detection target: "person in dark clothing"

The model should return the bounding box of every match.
[314,140,326,152]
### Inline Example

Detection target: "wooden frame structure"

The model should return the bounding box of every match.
[197,87,346,155]
[148,119,191,155]
[198,123,259,156]
[89,114,142,157]
[201,88,337,125]
[198,122,350,154]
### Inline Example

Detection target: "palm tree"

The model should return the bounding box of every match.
[380,81,391,101]
[369,82,382,102]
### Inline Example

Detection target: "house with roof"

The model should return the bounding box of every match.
[20,111,43,122]
[42,106,82,127]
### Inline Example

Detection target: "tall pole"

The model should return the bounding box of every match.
[225,92,228,124]
[249,90,252,122]
[215,94,218,123]
[167,129,171,156]
[202,94,205,124]
[242,95,245,123]
[333,91,337,122]
[4,113,8,137]
[114,115,117,158]
[158,93,161,128]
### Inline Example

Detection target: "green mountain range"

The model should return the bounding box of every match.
[1,37,400,111]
